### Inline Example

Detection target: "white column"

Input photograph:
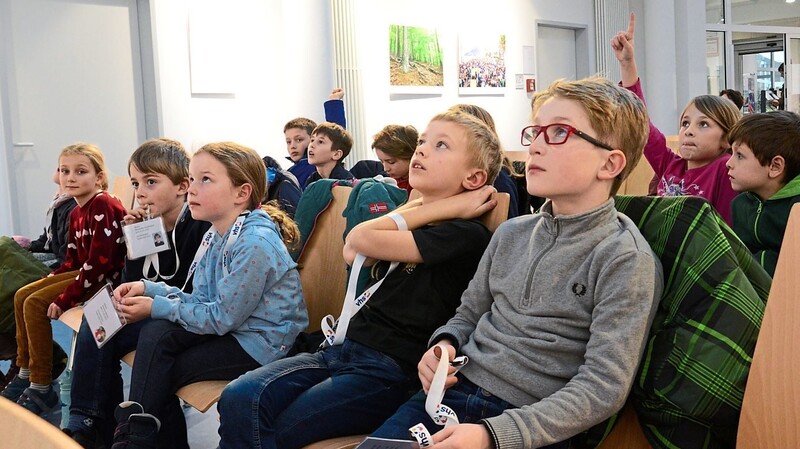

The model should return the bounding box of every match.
[330,0,369,166]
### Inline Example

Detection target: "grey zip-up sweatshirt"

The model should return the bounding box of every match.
[433,199,663,449]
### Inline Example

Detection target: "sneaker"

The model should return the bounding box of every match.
[0,364,20,391]
[0,374,30,401]
[16,386,60,415]
[64,426,105,449]
[112,402,160,449]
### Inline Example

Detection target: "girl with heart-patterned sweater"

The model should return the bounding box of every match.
[1,143,126,416]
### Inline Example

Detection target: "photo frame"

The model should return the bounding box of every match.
[458,32,506,96]
[388,24,444,95]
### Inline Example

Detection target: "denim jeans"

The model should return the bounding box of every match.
[128,319,260,449]
[373,375,571,449]
[69,316,148,445]
[218,339,417,449]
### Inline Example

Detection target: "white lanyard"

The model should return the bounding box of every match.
[184,212,249,291]
[409,344,469,448]
[321,213,408,346]
[143,203,188,282]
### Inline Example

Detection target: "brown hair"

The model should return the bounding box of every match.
[194,142,300,248]
[728,110,800,183]
[371,125,418,160]
[531,76,649,196]
[59,143,109,190]
[428,110,503,184]
[680,95,741,148]
[283,118,316,135]
[128,138,190,185]
[719,89,744,110]
[312,122,353,160]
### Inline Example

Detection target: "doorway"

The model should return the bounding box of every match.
[734,33,785,113]
[536,22,590,90]
[0,0,151,235]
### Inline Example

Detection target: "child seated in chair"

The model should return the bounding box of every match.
[726,110,800,277]
[303,122,354,189]
[63,138,211,448]
[371,77,664,449]
[217,110,504,449]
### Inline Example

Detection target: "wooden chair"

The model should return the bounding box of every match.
[301,192,511,449]
[736,203,800,448]
[617,157,655,196]
[111,175,135,210]
[0,396,83,449]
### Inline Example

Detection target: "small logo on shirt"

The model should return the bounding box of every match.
[572,282,587,297]
[369,202,388,214]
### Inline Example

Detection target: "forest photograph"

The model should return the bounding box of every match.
[388,24,444,87]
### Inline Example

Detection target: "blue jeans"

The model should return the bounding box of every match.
[128,319,260,449]
[373,375,571,449]
[69,317,148,445]
[218,339,416,449]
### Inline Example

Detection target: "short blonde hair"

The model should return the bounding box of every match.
[531,77,649,195]
[59,143,109,190]
[428,110,502,184]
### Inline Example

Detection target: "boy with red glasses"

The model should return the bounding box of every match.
[371,76,663,449]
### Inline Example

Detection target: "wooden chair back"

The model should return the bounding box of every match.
[617,157,655,196]
[111,175,135,210]
[297,186,352,333]
[0,396,83,448]
[736,203,800,448]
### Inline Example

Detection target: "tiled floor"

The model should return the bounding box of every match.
[1,320,221,449]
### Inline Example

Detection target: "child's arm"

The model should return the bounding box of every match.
[612,12,676,178]
[324,88,346,129]
[148,233,295,335]
[343,186,497,265]
[53,196,126,312]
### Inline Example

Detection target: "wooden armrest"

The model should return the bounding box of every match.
[59,307,83,333]
[302,435,366,449]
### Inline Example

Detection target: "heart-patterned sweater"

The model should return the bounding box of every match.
[51,191,127,310]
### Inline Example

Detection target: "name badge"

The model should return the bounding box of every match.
[122,216,171,260]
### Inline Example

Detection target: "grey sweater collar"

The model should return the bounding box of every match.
[537,198,617,238]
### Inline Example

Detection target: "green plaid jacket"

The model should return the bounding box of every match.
[577,196,771,449]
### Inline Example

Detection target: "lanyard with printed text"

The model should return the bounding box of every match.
[182,211,248,291]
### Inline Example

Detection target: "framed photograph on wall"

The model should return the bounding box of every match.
[458,32,506,96]
[389,24,444,95]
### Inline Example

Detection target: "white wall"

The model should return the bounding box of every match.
[150,0,335,165]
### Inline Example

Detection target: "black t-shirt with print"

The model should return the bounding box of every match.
[346,219,491,374]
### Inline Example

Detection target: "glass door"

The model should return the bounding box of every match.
[734,34,785,113]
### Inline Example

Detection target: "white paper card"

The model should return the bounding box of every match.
[355,437,419,449]
[123,217,170,260]
[83,284,126,348]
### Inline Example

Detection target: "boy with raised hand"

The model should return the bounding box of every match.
[372,77,664,449]
[285,88,347,189]
[217,110,503,449]
[726,110,800,277]
[302,121,354,189]
[64,138,211,448]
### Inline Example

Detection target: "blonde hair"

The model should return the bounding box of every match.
[195,142,300,248]
[428,110,503,184]
[59,143,109,190]
[448,103,519,177]
[531,77,649,195]
[680,95,741,150]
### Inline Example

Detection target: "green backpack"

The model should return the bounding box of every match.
[0,236,52,335]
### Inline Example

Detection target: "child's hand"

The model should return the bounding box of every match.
[446,185,497,220]
[47,303,63,320]
[117,295,153,323]
[418,342,458,394]
[430,423,493,449]
[11,236,31,249]
[114,281,145,300]
[610,12,635,63]
[123,205,150,225]
[329,87,345,100]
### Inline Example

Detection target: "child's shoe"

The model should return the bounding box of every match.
[64,415,104,449]
[16,386,60,415]
[112,401,160,449]
[0,374,30,401]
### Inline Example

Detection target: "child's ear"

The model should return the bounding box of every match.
[768,155,786,179]
[178,177,190,195]
[462,169,488,190]
[598,150,627,181]
[235,183,253,205]
[331,149,344,162]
